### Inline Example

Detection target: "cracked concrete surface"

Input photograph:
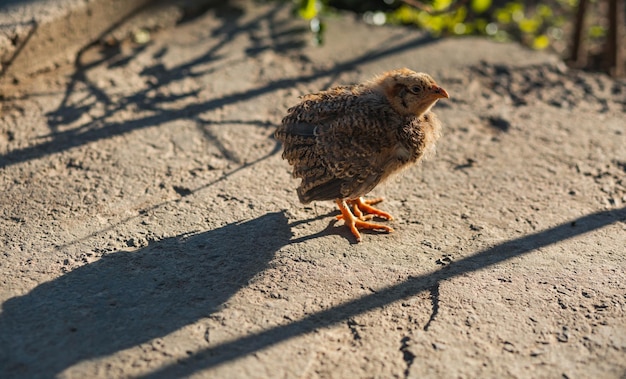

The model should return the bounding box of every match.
[0,1,625,378]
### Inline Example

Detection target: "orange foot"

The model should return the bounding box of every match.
[349,197,394,220]
[335,198,394,243]
[336,197,394,221]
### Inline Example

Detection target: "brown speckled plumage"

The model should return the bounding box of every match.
[275,68,449,242]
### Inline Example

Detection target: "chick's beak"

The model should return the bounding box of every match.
[432,85,449,99]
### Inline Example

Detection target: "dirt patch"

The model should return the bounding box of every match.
[0,1,625,378]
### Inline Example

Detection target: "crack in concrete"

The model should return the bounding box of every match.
[346,318,361,342]
[423,283,440,331]
[399,336,415,379]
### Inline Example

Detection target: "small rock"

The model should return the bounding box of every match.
[581,289,595,298]
[530,348,545,357]
[469,224,483,231]
[465,314,479,327]
[432,342,446,351]
[487,115,511,132]
[557,326,569,343]
[435,255,453,266]
[132,29,151,44]
[503,342,515,353]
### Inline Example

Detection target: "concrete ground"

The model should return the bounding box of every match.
[1,1,625,378]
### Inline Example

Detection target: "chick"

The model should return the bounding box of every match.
[275,68,449,242]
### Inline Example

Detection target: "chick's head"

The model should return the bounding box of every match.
[377,68,449,117]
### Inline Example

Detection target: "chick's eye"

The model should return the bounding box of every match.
[409,85,421,94]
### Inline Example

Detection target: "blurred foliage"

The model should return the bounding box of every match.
[292,0,606,53]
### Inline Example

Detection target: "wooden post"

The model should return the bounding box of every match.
[571,0,588,68]
[607,0,624,77]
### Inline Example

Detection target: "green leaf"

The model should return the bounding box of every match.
[589,25,606,38]
[451,6,468,24]
[392,5,420,24]
[495,8,511,24]
[471,0,492,14]
[433,0,453,11]
[532,34,550,49]
[537,4,553,18]
[518,17,540,33]
[299,0,318,20]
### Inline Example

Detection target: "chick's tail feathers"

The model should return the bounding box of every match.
[277,121,349,204]
[297,176,345,204]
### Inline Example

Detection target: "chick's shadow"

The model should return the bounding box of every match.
[0,212,290,378]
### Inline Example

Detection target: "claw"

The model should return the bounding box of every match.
[336,197,394,221]
[335,199,394,242]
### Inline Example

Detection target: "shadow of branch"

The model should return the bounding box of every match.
[56,134,282,251]
[138,206,626,378]
[0,1,434,169]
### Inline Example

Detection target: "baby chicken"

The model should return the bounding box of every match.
[275,68,449,242]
